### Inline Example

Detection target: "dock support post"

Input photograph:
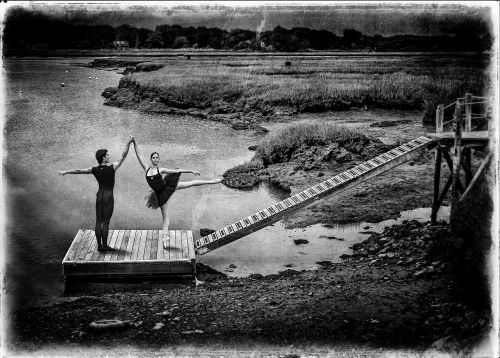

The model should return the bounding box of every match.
[452,98,464,203]
[464,93,472,185]
[436,104,444,133]
[431,146,442,224]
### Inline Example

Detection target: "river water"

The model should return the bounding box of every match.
[3,58,449,305]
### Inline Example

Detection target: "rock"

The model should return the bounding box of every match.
[431,335,460,352]
[248,273,264,280]
[152,322,164,330]
[200,228,215,236]
[102,87,118,99]
[89,319,131,331]
[320,143,340,161]
[248,145,258,151]
[316,261,333,267]
[414,268,429,277]
[135,62,165,72]
[320,235,344,241]
[335,148,352,163]
[123,66,135,75]
[294,239,309,245]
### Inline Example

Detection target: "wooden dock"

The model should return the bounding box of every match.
[62,229,196,285]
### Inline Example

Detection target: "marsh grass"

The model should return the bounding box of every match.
[126,55,490,117]
[256,122,367,164]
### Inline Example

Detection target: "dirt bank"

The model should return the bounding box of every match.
[8,220,490,356]
[101,78,272,133]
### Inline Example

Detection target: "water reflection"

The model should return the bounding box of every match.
[200,206,450,277]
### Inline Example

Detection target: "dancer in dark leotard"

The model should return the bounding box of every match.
[58,137,134,251]
[131,139,222,248]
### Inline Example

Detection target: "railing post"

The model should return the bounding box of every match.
[435,104,444,133]
[486,103,493,135]
[464,93,472,132]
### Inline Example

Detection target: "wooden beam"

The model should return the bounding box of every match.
[460,153,493,202]
[436,174,453,210]
[441,148,465,193]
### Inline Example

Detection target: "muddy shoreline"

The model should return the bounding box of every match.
[8,221,490,356]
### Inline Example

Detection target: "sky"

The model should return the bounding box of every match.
[6,1,494,36]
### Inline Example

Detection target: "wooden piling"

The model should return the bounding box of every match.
[452,98,464,201]
[436,104,444,133]
[431,146,442,224]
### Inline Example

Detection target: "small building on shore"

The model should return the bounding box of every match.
[112,41,129,49]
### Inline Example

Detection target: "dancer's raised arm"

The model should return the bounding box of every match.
[58,168,92,175]
[112,136,134,171]
[132,139,148,172]
[160,168,201,176]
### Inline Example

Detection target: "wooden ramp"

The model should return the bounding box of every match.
[196,135,437,255]
[62,229,196,283]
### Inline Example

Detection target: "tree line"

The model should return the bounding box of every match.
[4,7,492,53]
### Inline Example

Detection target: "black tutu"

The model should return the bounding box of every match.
[145,173,181,209]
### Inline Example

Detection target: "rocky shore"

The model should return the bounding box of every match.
[222,128,441,226]
[8,220,491,356]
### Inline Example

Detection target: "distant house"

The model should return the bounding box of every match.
[113,41,129,49]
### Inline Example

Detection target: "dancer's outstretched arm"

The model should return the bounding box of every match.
[113,136,134,171]
[58,168,92,175]
[160,168,201,176]
[132,139,148,172]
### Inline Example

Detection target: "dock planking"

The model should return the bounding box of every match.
[63,229,196,280]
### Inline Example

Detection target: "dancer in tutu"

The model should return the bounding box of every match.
[131,139,222,247]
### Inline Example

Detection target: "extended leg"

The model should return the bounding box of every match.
[176,178,222,190]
